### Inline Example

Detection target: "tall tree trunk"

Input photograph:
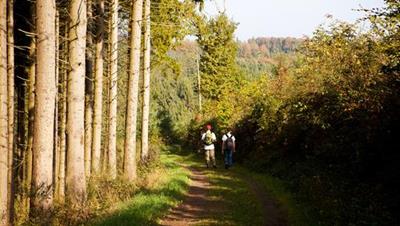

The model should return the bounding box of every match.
[124,0,143,181]
[0,0,9,224]
[53,10,60,201]
[57,22,68,202]
[24,23,36,212]
[7,0,15,223]
[31,0,56,215]
[141,0,151,161]
[92,0,104,175]
[66,0,87,204]
[85,0,94,179]
[108,0,118,179]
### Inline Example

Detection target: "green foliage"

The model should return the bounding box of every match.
[151,0,197,66]
[197,13,240,100]
[183,2,400,225]
[228,11,399,226]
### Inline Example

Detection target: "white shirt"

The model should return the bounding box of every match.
[222,132,236,142]
[201,130,217,150]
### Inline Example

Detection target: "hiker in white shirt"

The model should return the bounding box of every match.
[222,131,236,169]
[201,124,217,168]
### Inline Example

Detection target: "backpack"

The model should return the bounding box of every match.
[204,131,214,145]
[226,135,234,150]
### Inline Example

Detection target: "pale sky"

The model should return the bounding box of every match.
[204,0,385,40]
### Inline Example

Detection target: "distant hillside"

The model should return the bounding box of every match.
[169,37,303,80]
[237,37,303,78]
[238,37,303,58]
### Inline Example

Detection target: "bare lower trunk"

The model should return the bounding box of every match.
[57,21,68,202]
[0,0,9,223]
[7,0,15,223]
[141,0,151,161]
[124,0,143,182]
[92,0,104,175]
[25,30,35,211]
[85,0,94,179]
[107,0,118,179]
[53,10,60,201]
[66,0,87,204]
[31,0,56,215]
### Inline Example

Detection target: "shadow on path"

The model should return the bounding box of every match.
[160,167,225,225]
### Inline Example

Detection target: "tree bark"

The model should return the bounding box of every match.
[108,0,118,179]
[124,0,143,181]
[0,0,9,223]
[85,0,94,179]
[66,0,87,203]
[31,0,56,215]
[25,23,36,212]
[57,22,67,202]
[92,0,104,175]
[141,0,151,161]
[53,9,60,202]
[7,0,15,223]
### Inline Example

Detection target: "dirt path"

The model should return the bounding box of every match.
[160,167,224,225]
[160,166,288,226]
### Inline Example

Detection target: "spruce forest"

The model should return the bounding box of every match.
[0,0,399,225]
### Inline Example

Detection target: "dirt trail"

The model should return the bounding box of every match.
[160,166,288,226]
[160,167,224,225]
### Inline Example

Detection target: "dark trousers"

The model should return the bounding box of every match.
[224,149,233,166]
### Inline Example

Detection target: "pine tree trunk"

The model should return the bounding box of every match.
[7,0,15,223]
[24,26,36,212]
[0,0,9,223]
[108,0,118,179]
[92,0,104,175]
[31,0,56,215]
[124,0,143,181]
[56,16,70,201]
[57,22,68,201]
[85,0,94,179]
[53,10,60,201]
[66,0,87,204]
[141,0,151,161]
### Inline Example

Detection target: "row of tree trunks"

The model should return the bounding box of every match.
[124,0,144,182]
[0,0,153,222]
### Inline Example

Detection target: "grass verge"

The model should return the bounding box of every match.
[90,151,191,226]
[232,166,314,226]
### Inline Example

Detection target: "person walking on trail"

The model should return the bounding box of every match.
[222,131,236,169]
[201,124,217,168]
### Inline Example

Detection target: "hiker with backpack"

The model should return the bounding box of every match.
[222,130,236,169]
[201,124,217,168]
